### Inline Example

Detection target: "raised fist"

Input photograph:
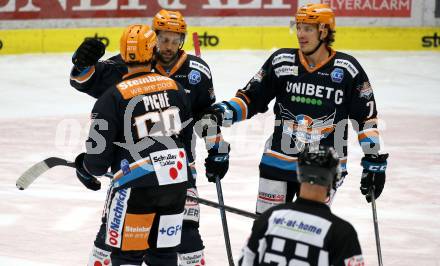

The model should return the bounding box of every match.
[72,38,106,68]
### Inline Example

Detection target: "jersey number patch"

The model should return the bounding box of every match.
[134,107,182,138]
[262,237,328,266]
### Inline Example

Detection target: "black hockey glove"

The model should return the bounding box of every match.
[72,38,106,69]
[75,153,101,191]
[205,142,230,183]
[360,153,389,202]
[202,102,235,128]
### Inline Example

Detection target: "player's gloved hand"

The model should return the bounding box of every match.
[202,102,235,128]
[360,153,389,202]
[72,38,106,69]
[75,153,101,191]
[205,142,230,183]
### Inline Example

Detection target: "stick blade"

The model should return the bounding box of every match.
[16,160,51,190]
[16,157,74,190]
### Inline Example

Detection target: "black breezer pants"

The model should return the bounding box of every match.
[94,186,204,266]
[105,183,187,266]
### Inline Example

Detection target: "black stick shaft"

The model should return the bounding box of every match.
[215,177,235,266]
[187,195,257,220]
[371,187,383,266]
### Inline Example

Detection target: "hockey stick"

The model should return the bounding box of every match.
[215,176,235,266]
[192,32,201,57]
[187,195,257,220]
[192,32,235,265]
[370,185,384,266]
[16,157,75,190]
[16,157,257,219]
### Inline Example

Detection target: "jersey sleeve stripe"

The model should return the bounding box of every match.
[205,133,224,150]
[261,153,297,171]
[228,97,248,122]
[236,91,251,105]
[70,66,95,84]
[113,158,153,187]
[358,130,380,144]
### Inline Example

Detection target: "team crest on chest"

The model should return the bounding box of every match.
[278,103,336,149]
[188,70,201,85]
[331,68,344,83]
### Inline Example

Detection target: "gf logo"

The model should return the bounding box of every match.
[160,225,181,236]
[85,33,110,47]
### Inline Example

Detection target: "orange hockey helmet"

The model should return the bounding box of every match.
[120,24,157,64]
[295,3,335,31]
[152,9,187,34]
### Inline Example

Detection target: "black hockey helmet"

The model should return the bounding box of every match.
[297,145,341,187]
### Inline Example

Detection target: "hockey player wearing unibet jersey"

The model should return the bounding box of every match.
[204,3,388,213]
[75,25,190,266]
[238,146,364,266]
[70,10,229,266]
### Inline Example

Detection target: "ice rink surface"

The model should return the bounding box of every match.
[1,50,439,265]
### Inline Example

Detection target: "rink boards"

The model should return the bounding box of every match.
[0,26,439,54]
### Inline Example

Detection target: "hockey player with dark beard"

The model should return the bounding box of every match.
[203,3,388,213]
[70,10,229,266]
[238,145,364,266]
[75,24,191,266]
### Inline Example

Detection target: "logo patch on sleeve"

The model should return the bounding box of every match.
[357,81,373,100]
[272,53,295,65]
[121,213,155,251]
[189,60,211,79]
[274,65,298,77]
[252,69,265,82]
[334,59,359,78]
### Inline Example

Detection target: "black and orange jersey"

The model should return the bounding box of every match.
[83,70,192,189]
[71,51,219,166]
[238,197,364,266]
[223,48,381,182]
[70,50,215,118]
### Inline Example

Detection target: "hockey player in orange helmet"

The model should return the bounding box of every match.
[152,9,188,67]
[119,24,157,64]
[70,10,229,266]
[294,3,336,57]
[202,1,388,216]
[75,24,192,265]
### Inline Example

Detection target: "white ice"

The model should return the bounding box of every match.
[1,50,440,265]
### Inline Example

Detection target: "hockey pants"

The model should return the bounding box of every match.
[88,186,205,266]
